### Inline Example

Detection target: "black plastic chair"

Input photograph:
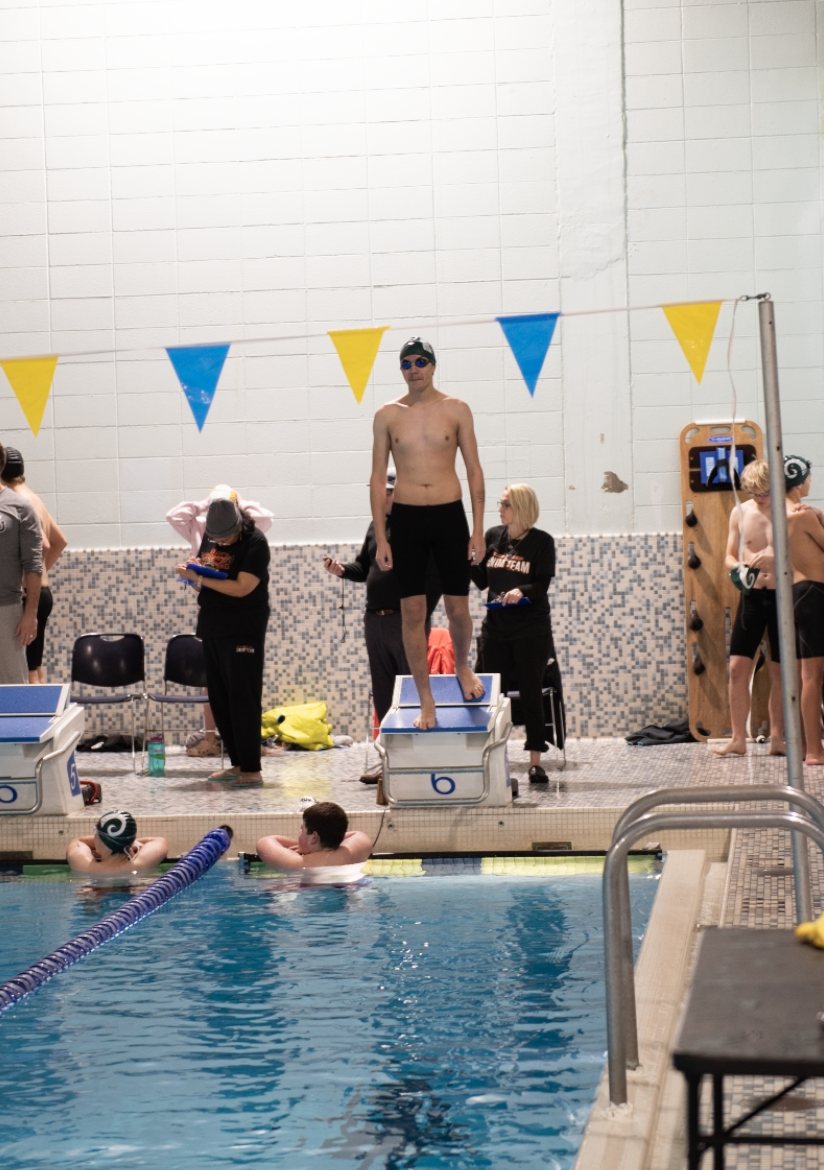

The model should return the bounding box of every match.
[70,634,145,766]
[143,635,222,771]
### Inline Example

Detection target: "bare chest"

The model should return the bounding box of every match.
[388,406,459,456]
[743,511,771,550]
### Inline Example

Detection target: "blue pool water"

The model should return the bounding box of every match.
[0,865,657,1169]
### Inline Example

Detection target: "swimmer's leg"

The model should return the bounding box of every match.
[401,594,436,729]
[767,660,786,756]
[444,594,484,701]
[712,654,754,757]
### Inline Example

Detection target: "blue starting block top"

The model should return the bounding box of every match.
[381,706,493,733]
[0,717,55,743]
[0,685,69,717]
[398,675,495,708]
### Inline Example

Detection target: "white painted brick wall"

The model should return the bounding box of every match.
[0,0,822,545]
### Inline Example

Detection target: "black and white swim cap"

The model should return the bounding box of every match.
[95,810,137,853]
[784,455,811,492]
[399,336,436,365]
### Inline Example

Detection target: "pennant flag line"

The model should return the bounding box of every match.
[0,356,59,436]
[328,326,389,403]
[662,302,722,384]
[166,344,230,430]
[496,313,560,396]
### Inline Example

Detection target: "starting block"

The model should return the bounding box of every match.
[376,674,512,807]
[0,685,85,815]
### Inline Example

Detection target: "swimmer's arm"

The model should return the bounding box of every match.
[725,508,743,570]
[339,830,373,864]
[129,837,168,871]
[66,838,99,873]
[456,403,486,561]
[43,513,67,571]
[800,511,824,552]
[255,835,307,869]
[370,410,393,568]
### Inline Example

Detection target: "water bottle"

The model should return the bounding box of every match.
[147,734,165,777]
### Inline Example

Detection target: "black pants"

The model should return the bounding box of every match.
[364,612,409,724]
[477,627,556,753]
[202,636,265,772]
[25,586,53,671]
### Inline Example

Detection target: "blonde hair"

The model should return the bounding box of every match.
[741,459,770,495]
[504,483,540,532]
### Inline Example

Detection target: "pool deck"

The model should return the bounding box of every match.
[1,735,809,861]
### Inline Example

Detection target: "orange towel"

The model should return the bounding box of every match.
[427,627,455,675]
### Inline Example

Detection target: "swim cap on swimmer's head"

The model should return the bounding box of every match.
[784,455,811,493]
[0,446,24,481]
[399,337,436,366]
[95,810,137,854]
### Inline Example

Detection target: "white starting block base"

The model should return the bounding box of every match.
[377,674,512,807]
[0,685,86,815]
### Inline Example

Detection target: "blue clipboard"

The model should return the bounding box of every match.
[186,562,228,580]
[484,596,531,609]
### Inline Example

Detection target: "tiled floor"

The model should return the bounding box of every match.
[71,736,819,817]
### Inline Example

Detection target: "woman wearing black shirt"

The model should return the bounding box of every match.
[470,483,559,784]
[175,498,270,785]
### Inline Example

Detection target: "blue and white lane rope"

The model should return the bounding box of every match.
[0,826,232,1014]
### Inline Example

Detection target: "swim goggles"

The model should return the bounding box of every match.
[401,358,431,369]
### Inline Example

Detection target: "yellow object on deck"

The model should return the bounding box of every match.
[795,912,824,948]
[261,701,334,751]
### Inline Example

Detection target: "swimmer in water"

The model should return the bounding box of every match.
[67,810,169,875]
[256,802,373,870]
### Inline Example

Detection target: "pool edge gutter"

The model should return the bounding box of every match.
[573,848,709,1170]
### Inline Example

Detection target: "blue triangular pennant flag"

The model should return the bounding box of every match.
[166,344,230,430]
[496,313,559,396]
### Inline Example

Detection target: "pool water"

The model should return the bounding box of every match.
[0,864,658,1169]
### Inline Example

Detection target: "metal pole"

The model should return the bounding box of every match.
[757,296,812,923]
[611,785,824,1069]
[604,809,824,1105]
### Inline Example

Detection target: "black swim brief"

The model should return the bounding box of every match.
[390,500,471,598]
[794,579,824,659]
[25,585,53,671]
[729,587,780,664]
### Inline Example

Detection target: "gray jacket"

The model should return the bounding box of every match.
[0,486,42,607]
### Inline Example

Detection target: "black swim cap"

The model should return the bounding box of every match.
[96,810,137,853]
[400,337,436,365]
[1,446,24,481]
[784,455,811,493]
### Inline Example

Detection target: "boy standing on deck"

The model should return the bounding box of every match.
[713,459,785,757]
[370,337,486,730]
[786,456,824,765]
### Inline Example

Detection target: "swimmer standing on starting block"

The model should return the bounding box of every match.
[256,802,373,870]
[370,337,486,729]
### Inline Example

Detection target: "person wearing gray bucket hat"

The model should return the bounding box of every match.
[175,498,270,786]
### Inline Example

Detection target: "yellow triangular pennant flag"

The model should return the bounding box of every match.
[0,356,59,436]
[662,302,722,383]
[328,327,389,403]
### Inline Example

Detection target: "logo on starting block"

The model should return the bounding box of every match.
[0,784,18,804]
[430,773,457,795]
[66,751,80,797]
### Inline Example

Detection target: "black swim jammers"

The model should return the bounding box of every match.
[729,588,780,663]
[390,500,471,598]
[794,579,824,659]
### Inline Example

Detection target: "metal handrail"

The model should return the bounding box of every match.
[610,787,824,1070]
[0,731,83,817]
[604,809,824,1106]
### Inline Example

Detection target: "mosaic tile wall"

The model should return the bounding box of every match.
[42,533,687,740]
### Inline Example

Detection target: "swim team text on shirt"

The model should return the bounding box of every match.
[470,524,555,637]
[195,526,270,640]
